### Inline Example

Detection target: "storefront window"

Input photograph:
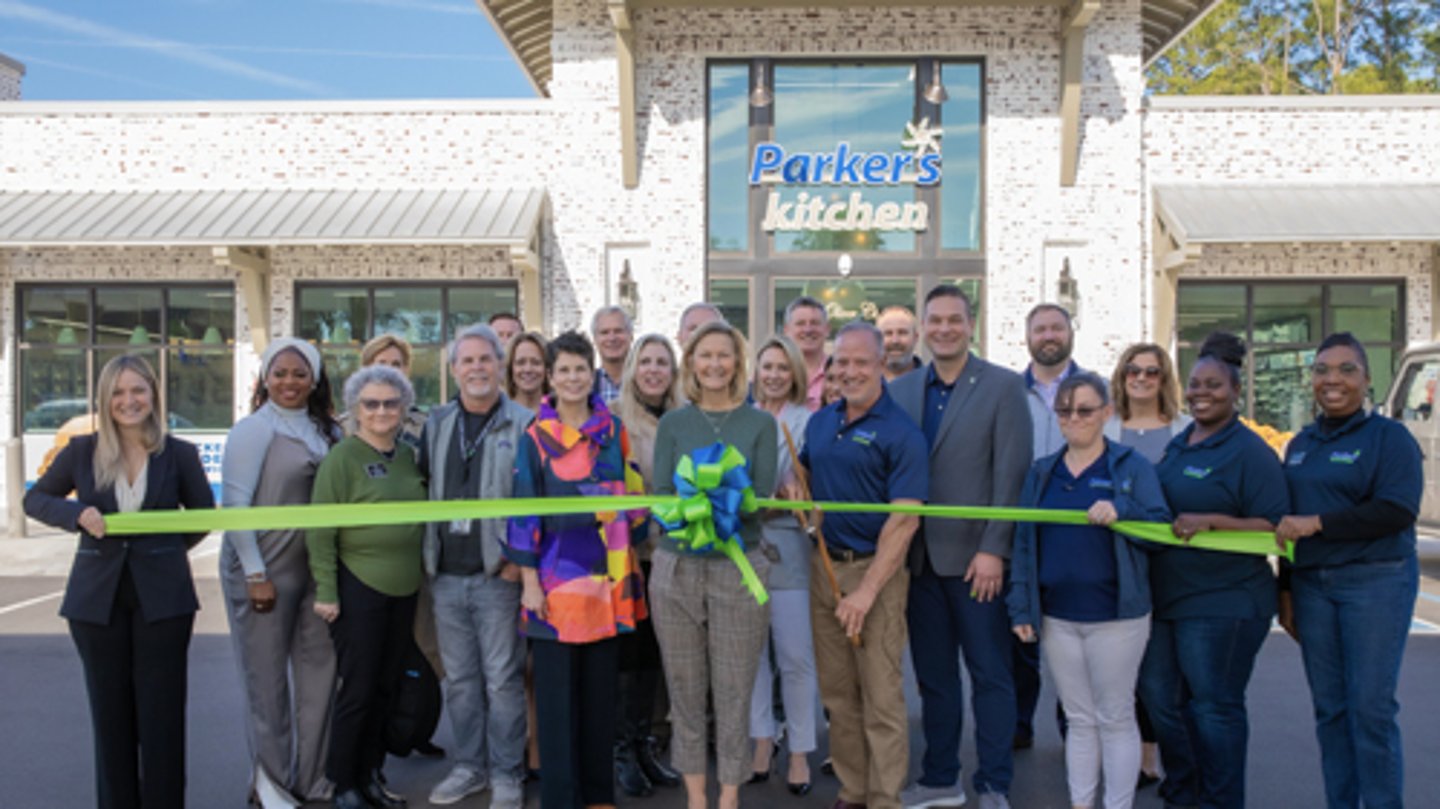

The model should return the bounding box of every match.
[708,64,750,254]
[1176,281,1404,433]
[17,285,235,432]
[708,278,750,339]
[940,62,983,252]
[771,278,919,335]
[296,283,518,409]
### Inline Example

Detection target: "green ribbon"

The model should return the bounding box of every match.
[104,496,1292,561]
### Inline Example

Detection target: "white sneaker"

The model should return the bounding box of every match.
[489,777,524,809]
[253,768,300,809]
[900,781,967,808]
[430,766,488,805]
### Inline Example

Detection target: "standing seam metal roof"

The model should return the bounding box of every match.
[0,188,546,247]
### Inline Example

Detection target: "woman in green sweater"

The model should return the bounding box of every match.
[307,364,426,809]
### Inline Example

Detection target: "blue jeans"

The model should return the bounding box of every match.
[907,563,1015,795]
[1138,615,1268,809]
[430,573,526,785]
[1292,555,1417,809]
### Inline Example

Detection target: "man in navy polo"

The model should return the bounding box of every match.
[800,321,928,809]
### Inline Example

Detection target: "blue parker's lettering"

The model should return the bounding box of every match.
[750,141,942,186]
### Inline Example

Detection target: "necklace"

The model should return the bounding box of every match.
[699,405,737,438]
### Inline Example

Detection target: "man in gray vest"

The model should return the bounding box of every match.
[421,324,534,809]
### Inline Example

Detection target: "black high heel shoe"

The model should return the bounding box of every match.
[748,743,778,784]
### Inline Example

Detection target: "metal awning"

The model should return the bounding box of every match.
[0,188,546,247]
[1155,185,1440,246]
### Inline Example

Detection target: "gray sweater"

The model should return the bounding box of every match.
[652,404,777,559]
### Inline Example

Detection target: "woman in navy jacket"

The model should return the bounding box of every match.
[24,355,214,809]
[1008,372,1170,809]
[1277,332,1422,809]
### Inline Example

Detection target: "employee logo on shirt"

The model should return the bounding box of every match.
[1329,449,1362,465]
[851,429,878,447]
[1182,465,1213,480]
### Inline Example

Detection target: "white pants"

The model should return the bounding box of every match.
[748,589,819,752]
[1042,614,1150,809]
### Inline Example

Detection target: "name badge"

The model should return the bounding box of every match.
[1287,451,1306,466]
[1089,478,1114,491]
[449,518,473,535]
[364,462,389,479]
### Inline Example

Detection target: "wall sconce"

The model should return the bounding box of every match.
[749,60,773,108]
[618,259,640,321]
[837,253,853,278]
[923,75,948,105]
[1057,257,1080,326]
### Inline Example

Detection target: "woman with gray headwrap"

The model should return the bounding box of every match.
[220,338,342,809]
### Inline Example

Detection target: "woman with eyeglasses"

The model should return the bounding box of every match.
[307,365,427,809]
[1275,332,1422,809]
[1008,372,1170,809]
[1137,332,1289,809]
[1103,343,1190,788]
[1105,344,1191,465]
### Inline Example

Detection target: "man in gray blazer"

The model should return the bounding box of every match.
[890,284,1033,809]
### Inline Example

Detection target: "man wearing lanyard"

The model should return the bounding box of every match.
[1015,302,1084,749]
[891,285,1032,809]
[799,321,928,809]
[419,324,534,809]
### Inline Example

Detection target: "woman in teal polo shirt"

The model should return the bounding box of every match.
[1138,332,1289,809]
[1276,332,1422,809]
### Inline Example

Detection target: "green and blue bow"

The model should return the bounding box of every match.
[651,442,768,604]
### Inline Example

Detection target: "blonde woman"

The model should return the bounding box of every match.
[339,334,428,447]
[25,355,214,809]
[747,335,818,795]
[613,333,686,794]
[651,321,777,809]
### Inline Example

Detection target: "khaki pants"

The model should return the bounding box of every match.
[810,551,910,809]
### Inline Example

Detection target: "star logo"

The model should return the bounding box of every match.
[901,117,943,159]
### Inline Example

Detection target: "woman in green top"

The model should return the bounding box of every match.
[306,364,426,809]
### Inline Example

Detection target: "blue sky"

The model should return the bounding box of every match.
[0,0,537,100]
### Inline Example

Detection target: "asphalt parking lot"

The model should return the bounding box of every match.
[3,529,1440,808]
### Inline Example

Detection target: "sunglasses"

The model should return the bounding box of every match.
[1055,405,1103,420]
[359,397,403,412]
[1125,364,1163,379]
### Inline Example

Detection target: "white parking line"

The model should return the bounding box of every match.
[0,590,63,616]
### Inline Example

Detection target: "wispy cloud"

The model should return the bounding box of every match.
[6,52,208,98]
[322,0,476,15]
[3,36,509,62]
[0,1,330,95]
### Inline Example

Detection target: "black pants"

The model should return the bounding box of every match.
[327,566,417,792]
[617,559,665,741]
[533,636,619,809]
[69,570,193,809]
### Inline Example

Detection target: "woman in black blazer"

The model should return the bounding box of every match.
[24,355,214,809]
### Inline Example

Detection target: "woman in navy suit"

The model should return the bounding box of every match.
[24,355,215,809]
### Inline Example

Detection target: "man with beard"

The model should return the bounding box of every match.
[891,285,1031,809]
[877,305,923,381]
[1012,303,1087,751]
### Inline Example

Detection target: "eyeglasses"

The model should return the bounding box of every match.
[1125,364,1163,379]
[1055,405,1103,420]
[359,397,403,412]
[1311,362,1363,377]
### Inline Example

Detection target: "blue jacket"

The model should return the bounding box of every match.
[1007,440,1171,634]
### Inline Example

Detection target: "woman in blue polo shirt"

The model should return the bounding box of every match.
[1138,332,1289,809]
[1276,332,1422,809]
[1008,372,1171,809]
